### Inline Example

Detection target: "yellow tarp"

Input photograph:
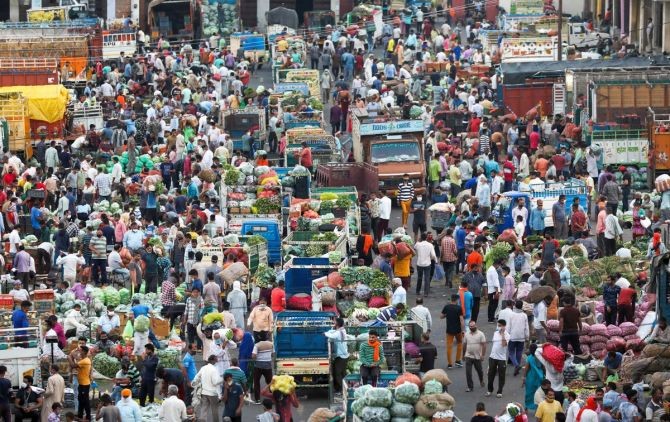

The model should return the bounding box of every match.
[0,85,69,124]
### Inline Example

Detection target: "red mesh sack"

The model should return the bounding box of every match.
[368,296,387,308]
[395,372,422,388]
[287,294,312,311]
[378,241,396,256]
[396,242,412,259]
[541,344,566,372]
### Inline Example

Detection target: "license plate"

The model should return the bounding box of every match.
[302,377,312,383]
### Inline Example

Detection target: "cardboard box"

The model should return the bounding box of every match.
[150,317,170,338]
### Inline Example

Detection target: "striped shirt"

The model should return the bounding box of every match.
[160,279,176,306]
[90,235,107,260]
[397,182,415,202]
[94,173,112,196]
[479,134,490,154]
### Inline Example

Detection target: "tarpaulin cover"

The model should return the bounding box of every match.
[266,7,298,29]
[0,85,69,123]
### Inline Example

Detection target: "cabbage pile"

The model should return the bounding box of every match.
[103,287,120,307]
[134,315,150,333]
[92,352,120,378]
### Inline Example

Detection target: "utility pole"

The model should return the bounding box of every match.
[557,0,563,61]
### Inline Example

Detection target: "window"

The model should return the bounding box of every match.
[370,142,420,164]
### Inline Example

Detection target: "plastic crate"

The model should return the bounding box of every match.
[34,300,54,313]
[0,294,12,310]
[32,289,54,301]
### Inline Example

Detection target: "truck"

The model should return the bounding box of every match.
[197,236,268,274]
[274,311,335,388]
[501,15,610,49]
[649,110,670,188]
[27,0,90,22]
[0,327,42,388]
[229,32,267,60]
[148,0,200,41]
[0,93,33,158]
[219,107,266,152]
[0,58,59,86]
[284,134,340,167]
[315,163,379,195]
[349,108,426,195]
[493,179,589,234]
[239,220,282,265]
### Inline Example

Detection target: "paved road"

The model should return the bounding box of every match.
[232,54,525,421]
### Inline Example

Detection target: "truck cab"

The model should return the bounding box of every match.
[494,180,589,233]
[351,109,426,195]
[568,22,610,49]
[240,220,281,265]
[220,107,266,152]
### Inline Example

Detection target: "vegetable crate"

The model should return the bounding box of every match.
[282,232,348,265]
[430,210,452,230]
[0,295,12,311]
[343,371,398,419]
[310,186,359,202]
[285,258,344,298]
[34,299,54,314]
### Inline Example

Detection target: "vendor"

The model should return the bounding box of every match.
[649,317,670,343]
[601,350,623,382]
[97,305,121,339]
[376,303,405,323]
[64,303,88,338]
[9,280,29,306]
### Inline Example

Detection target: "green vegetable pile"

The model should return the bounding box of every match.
[103,286,120,308]
[254,264,276,288]
[254,197,281,214]
[118,288,131,305]
[92,352,120,378]
[157,349,181,368]
[313,232,339,242]
[134,315,150,332]
[335,195,353,209]
[484,242,512,269]
[246,235,267,246]
[224,168,241,186]
[305,244,326,257]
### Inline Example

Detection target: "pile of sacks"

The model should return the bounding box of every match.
[545,321,642,358]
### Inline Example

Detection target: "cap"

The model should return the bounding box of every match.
[121,389,132,398]
[619,165,626,172]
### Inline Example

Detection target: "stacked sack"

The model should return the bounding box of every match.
[588,324,611,358]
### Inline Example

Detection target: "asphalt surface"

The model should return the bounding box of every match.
[228,54,523,422]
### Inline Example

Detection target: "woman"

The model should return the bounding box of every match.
[355,228,375,267]
[227,281,247,330]
[261,384,300,422]
[521,343,544,412]
[41,319,67,361]
[81,178,95,204]
[359,196,372,234]
[238,331,255,394]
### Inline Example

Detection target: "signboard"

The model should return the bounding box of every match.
[596,139,648,166]
[274,82,310,96]
[500,37,558,62]
[358,119,424,136]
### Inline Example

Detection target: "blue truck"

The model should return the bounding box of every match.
[493,179,589,234]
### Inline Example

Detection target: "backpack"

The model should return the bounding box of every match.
[514,254,525,272]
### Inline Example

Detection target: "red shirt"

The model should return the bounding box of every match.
[618,287,636,306]
[469,117,481,133]
[503,160,515,182]
[570,210,587,232]
[2,172,16,186]
[270,287,286,312]
[300,147,313,167]
[552,154,566,172]
[529,131,541,149]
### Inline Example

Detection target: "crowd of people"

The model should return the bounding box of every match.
[0,0,667,421]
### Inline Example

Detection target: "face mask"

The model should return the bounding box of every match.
[215,339,222,345]
[20,383,27,389]
[498,326,503,331]
[227,380,233,386]
[417,196,423,201]
[108,312,114,317]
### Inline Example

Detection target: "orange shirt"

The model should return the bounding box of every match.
[299,147,313,167]
[466,251,483,268]
[534,158,549,178]
[270,287,286,312]
[394,254,412,277]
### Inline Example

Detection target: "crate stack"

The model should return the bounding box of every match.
[32,289,55,314]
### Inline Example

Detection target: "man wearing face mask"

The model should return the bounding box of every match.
[14,375,42,422]
[89,228,108,286]
[397,174,415,227]
[193,355,223,422]
[463,320,486,392]
[247,297,273,342]
[139,344,159,407]
[97,306,120,339]
[222,373,244,422]
[210,331,237,376]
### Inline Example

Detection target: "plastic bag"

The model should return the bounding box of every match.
[122,320,134,339]
[432,264,445,282]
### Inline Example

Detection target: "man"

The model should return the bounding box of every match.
[14,375,42,422]
[441,228,458,288]
[324,318,349,395]
[108,244,129,282]
[535,390,564,422]
[359,330,384,386]
[0,366,10,422]
[159,384,187,422]
[391,277,406,306]
[97,305,120,338]
[117,388,142,421]
[247,296,273,342]
[552,195,568,240]
[602,174,621,214]
[270,280,286,314]
[458,280,474,326]
[486,260,502,323]
[140,344,159,407]
[12,300,31,345]
[618,283,637,325]
[533,295,551,343]
[41,364,64,422]
[377,191,392,240]
[89,229,108,285]
[183,287,204,348]
[415,232,437,296]
[73,345,92,421]
[604,207,623,256]
[397,174,415,227]
[222,373,244,422]
[14,245,32,290]
[193,355,222,422]
[616,389,641,422]
[507,300,529,376]
[157,367,187,401]
[411,296,432,332]
[463,320,486,392]
[441,294,464,369]
[559,298,583,355]
[475,176,491,219]
[410,193,428,240]
[251,339,273,404]
[298,142,313,173]
[570,203,588,239]
[56,248,85,285]
[417,332,437,375]
[486,319,510,398]
[645,387,663,421]
[463,263,485,323]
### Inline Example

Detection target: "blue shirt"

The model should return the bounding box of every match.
[30,206,42,230]
[123,230,144,250]
[131,304,150,318]
[455,227,467,249]
[324,328,349,359]
[458,291,474,319]
[12,309,29,335]
[530,208,546,231]
[189,279,203,293]
[183,353,197,381]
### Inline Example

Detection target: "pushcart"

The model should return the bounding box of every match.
[430,209,452,232]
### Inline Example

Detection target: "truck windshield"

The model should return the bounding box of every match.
[371,142,420,163]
